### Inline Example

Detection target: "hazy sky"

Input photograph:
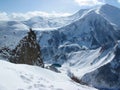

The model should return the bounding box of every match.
[0,0,120,13]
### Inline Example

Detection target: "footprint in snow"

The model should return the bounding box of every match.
[55,88,64,90]
[17,88,24,90]
[20,75,32,83]
[27,86,32,89]
[34,83,46,88]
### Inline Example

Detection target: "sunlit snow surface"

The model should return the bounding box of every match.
[0,60,97,90]
[61,46,115,78]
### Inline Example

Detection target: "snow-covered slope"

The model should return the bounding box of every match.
[24,16,62,29]
[62,45,115,77]
[80,42,120,89]
[23,9,89,29]
[0,60,97,90]
[0,29,27,49]
[0,21,28,30]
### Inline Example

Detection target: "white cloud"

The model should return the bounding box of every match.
[0,12,10,21]
[0,11,71,21]
[74,0,104,6]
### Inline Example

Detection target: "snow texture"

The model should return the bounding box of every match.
[0,60,97,90]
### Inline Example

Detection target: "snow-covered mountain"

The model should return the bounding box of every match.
[1,4,120,30]
[22,9,89,29]
[38,5,120,64]
[1,4,120,90]
[23,16,62,28]
[34,4,120,89]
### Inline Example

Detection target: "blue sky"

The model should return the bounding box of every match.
[0,0,120,21]
[0,0,80,13]
[0,0,120,13]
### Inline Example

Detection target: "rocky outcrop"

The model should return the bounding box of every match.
[0,47,11,60]
[9,28,44,67]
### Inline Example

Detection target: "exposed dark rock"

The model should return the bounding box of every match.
[51,63,61,67]
[9,28,44,67]
[0,47,11,60]
[67,70,88,85]
[45,65,61,73]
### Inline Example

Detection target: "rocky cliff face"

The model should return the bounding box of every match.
[81,42,120,90]
[9,29,44,67]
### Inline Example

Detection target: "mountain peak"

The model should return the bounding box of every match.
[99,4,120,11]
[101,4,114,8]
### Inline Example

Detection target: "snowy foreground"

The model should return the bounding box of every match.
[0,60,97,90]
